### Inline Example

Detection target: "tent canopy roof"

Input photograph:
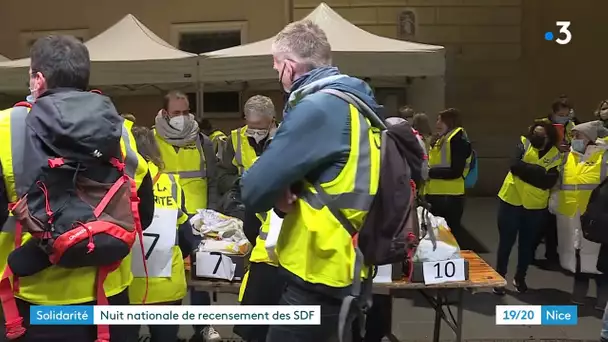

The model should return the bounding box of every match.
[205,2,443,59]
[0,14,195,67]
[85,14,195,61]
[0,55,7,62]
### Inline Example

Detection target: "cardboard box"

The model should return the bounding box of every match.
[191,251,248,282]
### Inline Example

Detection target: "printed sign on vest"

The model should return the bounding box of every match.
[131,207,178,277]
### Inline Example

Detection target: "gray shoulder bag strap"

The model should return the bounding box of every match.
[313,88,383,342]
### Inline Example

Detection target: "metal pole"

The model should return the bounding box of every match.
[287,0,294,23]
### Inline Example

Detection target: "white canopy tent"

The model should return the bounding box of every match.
[0,14,197,92]
[199,3,445,83]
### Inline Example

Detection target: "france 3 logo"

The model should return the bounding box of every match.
[544,21,572,45]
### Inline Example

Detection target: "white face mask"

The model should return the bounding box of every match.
[169,115,186,131]
[245,128,269,143]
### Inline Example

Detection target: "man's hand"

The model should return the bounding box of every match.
[276,189,297,213]
[558,144,570,153]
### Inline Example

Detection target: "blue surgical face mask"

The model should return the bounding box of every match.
[553,116,569,125]
[571,139,587,154]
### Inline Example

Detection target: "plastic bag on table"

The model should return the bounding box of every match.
[197,238,251,255]
[190,209,244,239]
[413,207,461,262]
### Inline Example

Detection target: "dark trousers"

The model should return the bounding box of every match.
[573,250,608,304]
[266,282,341,342]
[353,295,392,342]
[0,289,134,342]
[189,290,211,334]
[127,300,182,342]
[496,200,544,280]
[234,262,286,342]
[534,211,559,260]
[426,195,465,241]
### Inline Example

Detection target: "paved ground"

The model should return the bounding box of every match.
[146,197,604,341]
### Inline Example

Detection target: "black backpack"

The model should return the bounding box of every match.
[318,89,424,342]
[581,177,608,244]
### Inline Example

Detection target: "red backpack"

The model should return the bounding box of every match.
[0,92,148,342]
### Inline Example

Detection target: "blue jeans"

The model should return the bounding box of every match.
[496,200,545,280]
[190,289,211,333]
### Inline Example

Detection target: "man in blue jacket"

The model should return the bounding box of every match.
[241,19,382,342]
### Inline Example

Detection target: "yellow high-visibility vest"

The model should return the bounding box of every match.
[424,127,472,196]
[231,126,258,175]
[556,148,608,217]
[237,211,279,302]
[276,104,380,288]
[154,131,208,214]
[129,162,189,304]
[0,107,148,304]
[498,136,561,209]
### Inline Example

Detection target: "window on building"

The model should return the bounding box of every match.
[374,88,407,118]
[19,29,89,57]
[172,22,247,117]
[27,36,84,49]
[179,31,241,54]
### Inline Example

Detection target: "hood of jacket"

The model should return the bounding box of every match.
[285,66,383,117]
[27,89,123,162]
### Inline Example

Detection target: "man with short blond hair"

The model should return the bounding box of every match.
[217,95,278,194]
[241,19,382,342]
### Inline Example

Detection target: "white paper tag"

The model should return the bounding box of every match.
[422,258,466,285]
[373,265,393,284]
[195,251,236,281]
[265,211,283,260]
[132,207,178,278]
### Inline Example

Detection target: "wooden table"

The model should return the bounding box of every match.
[189,250,505,342]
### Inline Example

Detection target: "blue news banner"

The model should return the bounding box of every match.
[495,305,577,325]
[31,305,321,325]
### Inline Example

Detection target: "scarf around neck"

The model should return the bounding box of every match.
[154,111,200,147]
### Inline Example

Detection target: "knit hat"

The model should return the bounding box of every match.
[572,121,604,142]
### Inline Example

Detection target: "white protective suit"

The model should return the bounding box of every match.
[550,144,608,274]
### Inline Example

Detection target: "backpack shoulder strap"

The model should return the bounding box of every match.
[311,182,357,237]
[320,88,387,130]
[312,88,384,237]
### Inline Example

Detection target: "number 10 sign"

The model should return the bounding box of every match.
[422,259,466,285]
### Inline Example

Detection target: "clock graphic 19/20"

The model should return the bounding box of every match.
[545,21,572,45]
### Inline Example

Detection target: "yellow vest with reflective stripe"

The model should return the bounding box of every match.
[210,130,227,153]
[237,211,279,302]
[498,136,561,210]
[129,162,188,304]
[122,118,148,189]
[231,126,258,175]
[249,212,278,265]
[424,127,472,196]
[557,148,608,217]
[277,104,380,288]
[154,130,208,214]
[0,108,148,304]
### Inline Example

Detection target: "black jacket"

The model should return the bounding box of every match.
[428,130,472,180]
[217,133,268,196]
[509,140,559,190]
